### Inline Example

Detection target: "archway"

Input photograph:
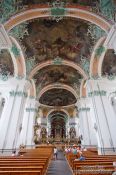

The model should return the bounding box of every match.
[90,36,106,77]
[29,59,88,80]
[38,83,78,101]
[48,111,68,143]
[4,5,112,32]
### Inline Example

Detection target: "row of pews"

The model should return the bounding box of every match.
[66,148,116,175]
[0,146,53,175]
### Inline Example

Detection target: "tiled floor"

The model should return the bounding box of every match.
[47,151,73,175]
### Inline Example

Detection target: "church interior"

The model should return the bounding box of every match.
[0,0,116,174]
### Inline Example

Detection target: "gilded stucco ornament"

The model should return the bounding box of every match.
[9,90,27,97]
[91,74,101,80]
[9,23,29,40]
[80,56,90,75]
[50,0,66,22]
[11,44,20,57]
[26,56,36,75]
[87,0,114,42]
[16,75,25,80]
[79,107,90,112]
[0,73,10,81]
[95,46,105,57]
[26,108,37,112]
[107,74,116,80]
[88,90,107,97]
[0,1,28,40]
[52,56,63,65]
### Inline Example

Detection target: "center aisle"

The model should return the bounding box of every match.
[47,150,73,175]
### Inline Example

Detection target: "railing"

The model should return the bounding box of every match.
[0,144,35,154]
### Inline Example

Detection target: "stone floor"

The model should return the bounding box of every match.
[46,151,73,175]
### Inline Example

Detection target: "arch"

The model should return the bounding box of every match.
[90,36,106,77]
[29,59,88,79]
[98,44,109,77]
[47,108,69,120]
[10,36,26,77]
[1,38,19,77]
[38,83,78,100]
[4,6,112,33]
[50,113,68,123]
[29,79,36,98]
[80,79,87,98]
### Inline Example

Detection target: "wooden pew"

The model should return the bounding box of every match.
[65,149,116,175]
[0,146,53,175]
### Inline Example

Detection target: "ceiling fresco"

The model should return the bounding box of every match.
[23,18,92,66]
[0,0,115,110]
[39,88,77,106]
[34,65,82,94]
[102,49,116,76]
[0,50,14,76]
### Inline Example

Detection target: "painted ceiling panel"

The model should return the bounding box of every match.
[39,88,77,106]
[34,65,82,95]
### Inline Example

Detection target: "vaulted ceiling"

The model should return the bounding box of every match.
[0,0,116,109]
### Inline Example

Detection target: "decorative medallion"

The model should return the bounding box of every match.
[50,0,66,22]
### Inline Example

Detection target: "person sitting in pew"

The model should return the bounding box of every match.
[11,150,16,156]
[78,154,86,161]
[74,152,85,161]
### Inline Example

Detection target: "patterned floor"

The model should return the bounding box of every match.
[46,151,73,175]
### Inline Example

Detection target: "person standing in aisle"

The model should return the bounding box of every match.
[54,147,58,160]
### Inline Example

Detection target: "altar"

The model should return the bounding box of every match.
[55,134,62,142]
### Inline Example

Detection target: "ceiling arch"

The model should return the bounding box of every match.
[29,59,88,79]
[4,5,112,33]
[39,87,77,107]
[50,114,67,122]
[47,109,69,121]
[38,83,78,100]
[29,79,36,98]
[80,79,87,98]
[10,36,26,77]
[90,36,106,77]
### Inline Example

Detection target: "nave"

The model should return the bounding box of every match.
[1,0,116,174]
[0,145,116,175]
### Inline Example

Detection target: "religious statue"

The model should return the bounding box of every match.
[69,127,76,140]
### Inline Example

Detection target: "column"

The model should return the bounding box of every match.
[4,79,27,150]
[17,98,37,147]
[78,98,97,147]
[87,79,116,155]
[26,99,37,147]
[0,92,16,150]
[0,95,3,119]
[73,107,79,138]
